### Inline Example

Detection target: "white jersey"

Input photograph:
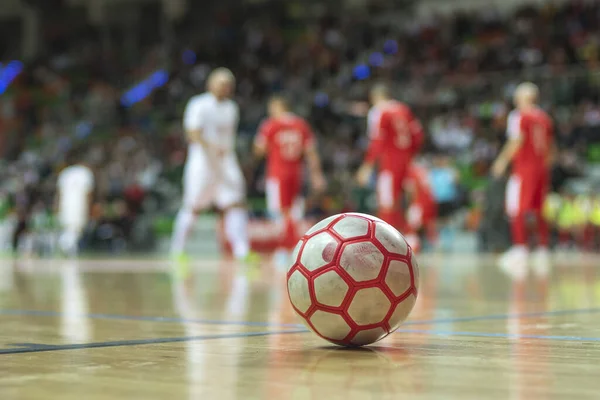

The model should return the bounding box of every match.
[57,165,94,226]
[183,92,239,154]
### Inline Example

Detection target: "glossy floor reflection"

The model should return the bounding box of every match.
[1,253,600,399]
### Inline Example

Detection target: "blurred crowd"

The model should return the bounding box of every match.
[1,0,600,254]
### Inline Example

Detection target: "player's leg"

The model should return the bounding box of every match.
[376,170,405,233]
[170,152,214,257]
[405,203,423,252]
[216,153,253,261]
[500,174,529,278]
[266,177,291,241]
[58,223,83,257]
[266,177,291,267]
[506,175,528,248]
[531,173,551,277]
[533,173,550,248]
[424,203,439,249]
[58,203,88,257]
[278,177,302,250]
[11,217,27,254]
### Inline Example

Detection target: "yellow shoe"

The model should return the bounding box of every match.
[171,253,191,280]
[241,251,261,280]
[241,251,261,265]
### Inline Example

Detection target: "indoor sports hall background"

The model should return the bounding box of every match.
[1,0,599,257]
[3,1,600,399]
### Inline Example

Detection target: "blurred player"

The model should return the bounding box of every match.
[492,82,555,276]
[404,162,437,252]
[171,68,255,263]
[356,84,424,231]
[56,153,94,256]
[254,95,325,264]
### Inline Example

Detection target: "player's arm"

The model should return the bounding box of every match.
[305,140,326,192]
[491,113,523,178]
[357,110,385,187]
[491,137,523,178]
[186,129,208,147]
[183,98,209,147]
[547,125,557,167]
[547,140,558,167]
[253,121,270,160]
[409,113,425,154]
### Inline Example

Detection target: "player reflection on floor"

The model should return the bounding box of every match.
[171,261,250,400]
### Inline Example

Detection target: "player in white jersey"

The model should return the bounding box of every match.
[56,154,94,256]
[171,68,255,263]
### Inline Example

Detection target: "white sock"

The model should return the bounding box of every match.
[171,208,196,255]
[224,207,250,260]
[59,229,80,256]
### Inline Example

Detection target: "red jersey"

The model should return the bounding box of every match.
[255,113,315,178]
[405,164,435,208]
[364,101,424,172]
[506,107,554,175]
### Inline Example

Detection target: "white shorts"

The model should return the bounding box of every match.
[182,147,246,211]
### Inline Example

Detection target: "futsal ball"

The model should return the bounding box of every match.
[286,213,419,346]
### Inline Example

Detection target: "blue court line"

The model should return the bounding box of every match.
[401,307,600,326]
[0,309,304,328]
[0,329,307,355]
[395,328,600,342]
[1,307,600,330]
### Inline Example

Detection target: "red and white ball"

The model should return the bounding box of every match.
[286,213,419,346]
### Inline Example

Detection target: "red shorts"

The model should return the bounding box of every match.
[505,171,549,217]
[266,175,302,213]
[376,168,408,209]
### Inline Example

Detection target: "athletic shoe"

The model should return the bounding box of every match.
[498,246,529,281]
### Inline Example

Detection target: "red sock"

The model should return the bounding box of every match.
[559,230,570,245]
[281,216,299,250]
[510,213,527,246]
[378,209,405,233]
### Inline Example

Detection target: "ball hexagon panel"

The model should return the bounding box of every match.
[332,216,369,239]
[347,287,391,326]
[384,260,412,297]
[313,270,349,307]
[310,310,352,341]
[287,270,312,314]
[351,327,388,346]
[340,241,384,282]
[388,294,417,332]
[300,232,338,272]
[305,215,339,236]
[374,222,408,256]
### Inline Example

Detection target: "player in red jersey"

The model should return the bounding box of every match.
[254,96,326,262]
[404,162,438,253]
[492,82,556,278]
[357,84,425,232]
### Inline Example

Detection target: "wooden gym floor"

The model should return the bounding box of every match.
[1,253,600,399]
